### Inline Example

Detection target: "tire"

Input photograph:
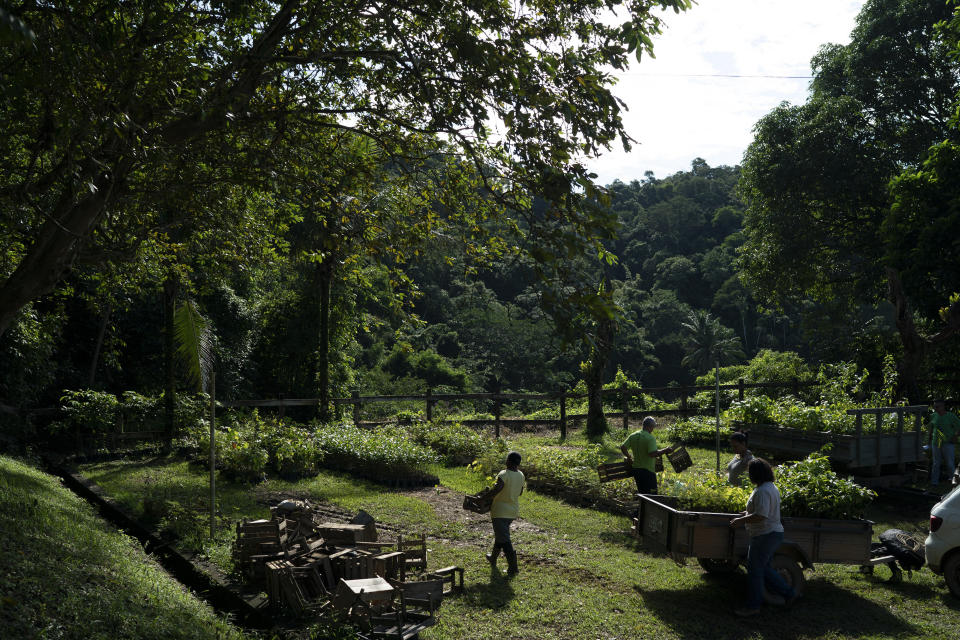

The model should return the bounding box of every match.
[878,529,925,571]
[944,552,960,599]
[697,558,740,574]
[763,554,804,605]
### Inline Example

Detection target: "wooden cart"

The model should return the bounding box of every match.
[634,494,878,598]
[738,405,928,475]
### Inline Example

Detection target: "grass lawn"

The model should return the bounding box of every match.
[0,454,250,640]
[75,429,960,640]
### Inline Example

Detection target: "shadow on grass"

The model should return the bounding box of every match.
[634,576,921,639]
[598,529,644,550]
[458,568,517,610]
[79,454,178,486]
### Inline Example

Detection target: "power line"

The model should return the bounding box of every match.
[622,72,812,79]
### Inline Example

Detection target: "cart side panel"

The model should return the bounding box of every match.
[783,518,872,564]
[637,496,677,554]
[675,514,750,559]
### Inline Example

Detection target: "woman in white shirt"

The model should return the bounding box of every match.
[729,458,798,616]
[486,451,525,576]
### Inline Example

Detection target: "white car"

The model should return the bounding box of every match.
[925,483,960,598]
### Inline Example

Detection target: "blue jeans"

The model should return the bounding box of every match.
[492,518,514,545]
[746,530,795,609]
[931,442,956,485]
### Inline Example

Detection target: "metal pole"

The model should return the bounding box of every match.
[715,359,721,472]
[210,372,216,539]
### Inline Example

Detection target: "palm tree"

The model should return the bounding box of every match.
[681,310,744,470]
[173,299,217,537]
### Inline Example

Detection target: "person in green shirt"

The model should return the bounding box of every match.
[486,451,525,576]
[620,416,676,495]
[930,400,960,486]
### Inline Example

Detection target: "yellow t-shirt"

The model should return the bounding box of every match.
[490,469,525,519]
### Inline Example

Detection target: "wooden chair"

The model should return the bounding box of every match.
[396,534,427,579]
[426,565,464,595]
[370,579,442,639]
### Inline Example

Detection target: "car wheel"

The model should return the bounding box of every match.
[944,552,960,599]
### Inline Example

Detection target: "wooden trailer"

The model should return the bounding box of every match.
[634,494,876,598]
[739,405,929,474]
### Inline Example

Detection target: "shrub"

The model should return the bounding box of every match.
[312,423,439,477]
[408,421,493,465]
[218,423,270,483]
[662,417,719,446]
[777,450,876,519]
[119,391,160,430]
[270,423,324,478]
[57,389,119,434]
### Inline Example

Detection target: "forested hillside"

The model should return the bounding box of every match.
[1,0,959,415]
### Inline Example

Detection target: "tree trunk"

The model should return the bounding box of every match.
[585,314,615,440]
[87,304,112,388]
[316,259,332,422]
[163,277,178,444]
[887,267,929,403]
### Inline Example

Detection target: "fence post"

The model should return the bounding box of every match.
[559,392,567,440]
[425,387,433,422]
[278,393,285,421]
[680,388,688,416]
[621,384,629,432]
[352,389,360,426]
[494,395,502,439]
[738,378,745,401]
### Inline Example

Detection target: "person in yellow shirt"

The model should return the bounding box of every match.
[620,416,676,495]
[486,451,525,576]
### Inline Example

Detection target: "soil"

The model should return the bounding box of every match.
[252,484,547,547]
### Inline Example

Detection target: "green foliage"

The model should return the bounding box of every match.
[218,426,270,484]
[57,389,119,434]
[662,417,718,446]
[660,469,750,513]
[119,391,159,429]
[777,450,876,519]
[408,421,494,465]
[312,423,439,477]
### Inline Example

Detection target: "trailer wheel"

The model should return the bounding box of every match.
[944,552,960,599]
[697,558,739,574]
[763,554,804,604]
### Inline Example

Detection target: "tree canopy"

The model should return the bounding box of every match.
[0,0,692,337]
[739,0,960,397]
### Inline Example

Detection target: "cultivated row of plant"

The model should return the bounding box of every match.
[472,444,875,520]
[179,411,496,483]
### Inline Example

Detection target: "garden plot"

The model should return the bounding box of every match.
[76,444,960,640]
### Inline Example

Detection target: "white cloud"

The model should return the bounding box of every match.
[587,0,866,184]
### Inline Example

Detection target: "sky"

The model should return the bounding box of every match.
[586,0,867,185]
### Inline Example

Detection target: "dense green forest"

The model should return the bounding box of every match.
[1,0,960,423]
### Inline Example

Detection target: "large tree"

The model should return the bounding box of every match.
[739,0,960,398]
[0,0,691,339]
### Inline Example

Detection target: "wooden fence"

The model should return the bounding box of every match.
[221,378,819,439]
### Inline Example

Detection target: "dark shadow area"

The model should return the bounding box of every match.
[634,577,921,639]
[68,454,178,486]
[457,568,517,610]
[598,529,644,550]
